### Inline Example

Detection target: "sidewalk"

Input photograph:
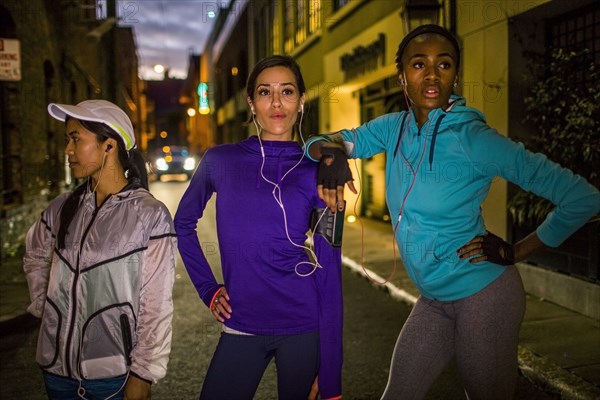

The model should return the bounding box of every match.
[0,248,38,334]
[1,221,599,399]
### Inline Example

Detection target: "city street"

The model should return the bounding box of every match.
[2,1,599,399]
[0,180,556,399]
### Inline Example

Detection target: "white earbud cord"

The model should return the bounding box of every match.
[252,113,326,277]
[78,151,107,261]
[76,371,130,400]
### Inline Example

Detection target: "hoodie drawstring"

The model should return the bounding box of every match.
[428,113,446,170]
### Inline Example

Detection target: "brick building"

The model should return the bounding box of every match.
[0,0,145,261]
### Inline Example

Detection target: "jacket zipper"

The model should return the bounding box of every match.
[65,204,99,378]
[397,114,439,295]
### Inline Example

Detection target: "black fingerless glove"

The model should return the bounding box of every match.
[481,231,515,265]
[317,145,353,189]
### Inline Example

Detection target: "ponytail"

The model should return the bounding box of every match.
[125,148,149,190]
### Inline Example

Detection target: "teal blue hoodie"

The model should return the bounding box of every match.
[307,96,600,301]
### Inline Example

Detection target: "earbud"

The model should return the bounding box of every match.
[400,72,407,88]
[105,144,113,153]
[300,104,304,113]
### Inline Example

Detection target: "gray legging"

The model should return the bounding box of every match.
[381,266,525,400]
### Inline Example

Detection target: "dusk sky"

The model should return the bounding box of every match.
[116,0,231,80]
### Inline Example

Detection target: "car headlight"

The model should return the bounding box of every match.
[184,157,196,170]
[156,158,169,171]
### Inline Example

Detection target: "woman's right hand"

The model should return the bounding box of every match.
[211,287,232,323]
[317,143,357,212]
[123,375,151,400]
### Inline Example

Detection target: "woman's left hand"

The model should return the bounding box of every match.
[124,375,151,400]
[457,231,515,265]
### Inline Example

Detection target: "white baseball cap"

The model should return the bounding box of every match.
[48,99,135,151]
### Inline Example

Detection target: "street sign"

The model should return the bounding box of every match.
[0,38,21,81]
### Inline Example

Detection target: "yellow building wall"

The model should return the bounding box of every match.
[300,0,555,227]
[321,8,405,215]
[456,0,550,239]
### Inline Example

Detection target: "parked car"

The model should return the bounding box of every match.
[149,146,196,180]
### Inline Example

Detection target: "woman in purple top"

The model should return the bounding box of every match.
[174,55,343,400]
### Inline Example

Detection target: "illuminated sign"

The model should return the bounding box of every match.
[197,82,210,114]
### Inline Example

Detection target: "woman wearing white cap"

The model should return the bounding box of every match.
[23,99,177,400]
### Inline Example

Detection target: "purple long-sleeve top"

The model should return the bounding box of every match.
[174,136,343,399]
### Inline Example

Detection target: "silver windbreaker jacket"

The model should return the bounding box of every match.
[23,185,176,383]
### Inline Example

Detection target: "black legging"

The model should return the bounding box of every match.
[381,266,526,400]
[200,330,319,400]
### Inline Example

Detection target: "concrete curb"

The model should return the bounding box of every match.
[518,347,600,400]
[342,258,600,400]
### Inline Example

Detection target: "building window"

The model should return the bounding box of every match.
[548,4,599,86]
[272,1,281,54]
[333,0,350,12]
[284,0,296,53]
[308,0,321,34]
[284,0,321,52]
[80,0,104,21]
[296,0,307,45]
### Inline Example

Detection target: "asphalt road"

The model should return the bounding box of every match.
[149,179,553,399]
[0,179,556,399]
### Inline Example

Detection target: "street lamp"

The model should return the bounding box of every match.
[401,0,443,34]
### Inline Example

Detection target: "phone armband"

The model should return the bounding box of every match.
[310,204,345,247]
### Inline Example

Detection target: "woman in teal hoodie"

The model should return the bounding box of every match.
[305,25,600,399]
